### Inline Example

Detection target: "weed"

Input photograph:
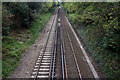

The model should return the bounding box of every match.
[2,12,52,78]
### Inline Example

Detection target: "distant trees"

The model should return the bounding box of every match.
[2,2,54,36]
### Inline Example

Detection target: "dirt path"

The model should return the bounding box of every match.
[10,12,57,78]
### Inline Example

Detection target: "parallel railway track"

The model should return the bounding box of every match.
[30,6,99,80]
[60,7,99,79]
[60,8,82,79]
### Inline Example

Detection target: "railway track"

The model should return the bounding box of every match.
[60,9,82,79]
[54,8,65,79]
[60,7,99,79]
[30,6,99,79]
[31,7,65,79]
[31,8,57,79]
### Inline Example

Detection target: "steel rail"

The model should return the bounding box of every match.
[31,10,57,79]
[67,31,82,80]
[59,8,68,79]
[59,8,65,79]
[65,19,82,80]
[51,7,58,80]
[51,7,66,80]
[58,8,69,80]
[65,14,99,79]
[36,15,56,79]
[60,34,65,79]
[49,13,58,79]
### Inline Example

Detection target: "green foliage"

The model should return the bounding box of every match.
[2,12,52,78]
[8,2,29,16]
[62,2,120,78]
[27,2,42,12]
[28,12,52,44]
[2,36,26,77]
[2,6,10,36]
[2,2,54,36]
[2,3,53,78]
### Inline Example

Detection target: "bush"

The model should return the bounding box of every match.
[61,2,120,78]
[2,2,55,36]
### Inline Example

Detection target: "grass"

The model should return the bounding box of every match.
[2,36,26,78]
[28,12,51,45]
[2,12,52,78]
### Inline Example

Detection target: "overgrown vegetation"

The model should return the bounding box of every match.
[2,2,56,78]
[61,2,120,78]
